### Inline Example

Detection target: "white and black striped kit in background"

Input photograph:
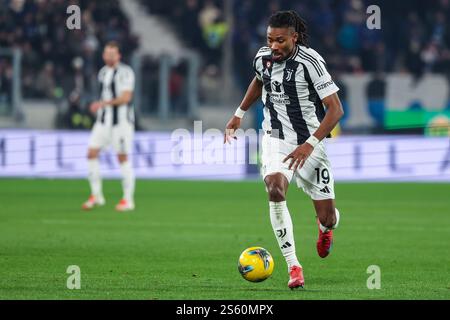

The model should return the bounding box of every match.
[96,63,135,126]
[253,44,339,145]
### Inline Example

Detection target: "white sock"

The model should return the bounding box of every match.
[319,208,340,233]
[269,201,301,270]
[120,161,135,203]
[88,159,103,198]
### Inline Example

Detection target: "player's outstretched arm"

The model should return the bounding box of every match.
[224,76,263,144]
[283,92,344,170]
[237,76,263,113]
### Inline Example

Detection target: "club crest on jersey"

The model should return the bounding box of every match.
[285,69,294,81]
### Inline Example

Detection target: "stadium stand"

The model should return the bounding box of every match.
[139,0,450,88]
[0,0,139,101]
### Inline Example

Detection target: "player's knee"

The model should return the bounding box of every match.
[266,182,286,202]
[87,149,99,160]
[117,154,128,163]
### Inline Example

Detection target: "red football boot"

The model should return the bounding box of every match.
[81,195,105,210]
[288,265,305,289]
[115,199,135,212]
[316,219,333,258]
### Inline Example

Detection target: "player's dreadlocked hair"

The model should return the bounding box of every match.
[268,10,309,47]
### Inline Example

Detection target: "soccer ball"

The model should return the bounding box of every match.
[238,247,274,282]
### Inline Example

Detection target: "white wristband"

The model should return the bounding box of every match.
[234,107,246,119]
[305,135,320,148]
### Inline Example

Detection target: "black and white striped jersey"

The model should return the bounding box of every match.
[253,44,339,145]
[96,63,135,126]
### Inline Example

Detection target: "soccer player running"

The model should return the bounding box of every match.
[82,42,136,212]
[224,11,343,289]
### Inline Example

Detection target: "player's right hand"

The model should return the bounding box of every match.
[224,116,241,144]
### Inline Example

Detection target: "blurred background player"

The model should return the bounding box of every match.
[82,41,136,212]
[225,10,344,289]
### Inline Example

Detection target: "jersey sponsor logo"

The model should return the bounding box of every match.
[269,81,290,105]
[316,80,334,91]
[269,93,290,105]
[271,81,282,93]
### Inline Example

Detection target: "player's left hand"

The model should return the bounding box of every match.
[283,143,314,171]
[89,101,105,114]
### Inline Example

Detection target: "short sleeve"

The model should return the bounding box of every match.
[119,67,135,91]
[312,60,339,100]
[300,49,339,100]
[253,47,271,81]
[97,67,105,82]
[253,56,262,80]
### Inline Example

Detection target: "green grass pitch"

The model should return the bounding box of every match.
[0,179,449,299]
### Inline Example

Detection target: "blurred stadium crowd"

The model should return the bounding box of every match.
[0,0,137,117]
[144,0,450,88]
[0,0,449,127]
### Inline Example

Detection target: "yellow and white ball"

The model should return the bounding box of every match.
[238,247,274,282]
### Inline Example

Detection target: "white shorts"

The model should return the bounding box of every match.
[260,134,335,200]
[88,122,134,154]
